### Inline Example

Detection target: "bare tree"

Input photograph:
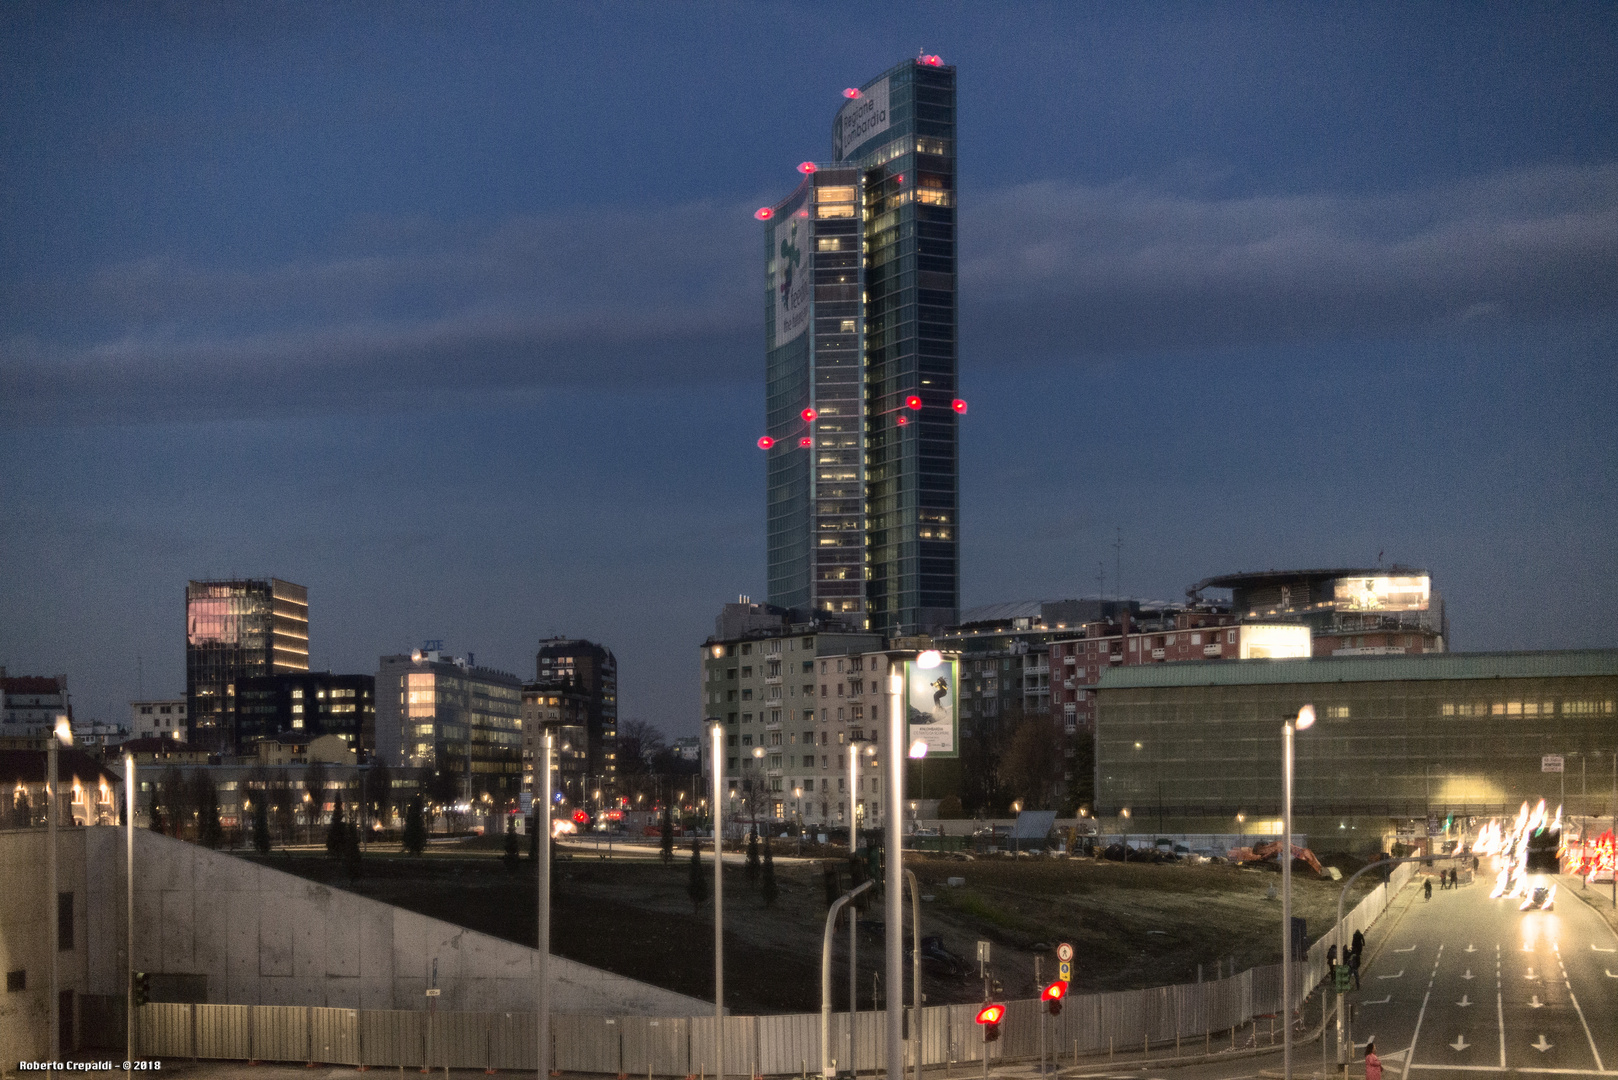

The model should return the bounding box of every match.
[304,761,329,843]
[998,714,1065,811]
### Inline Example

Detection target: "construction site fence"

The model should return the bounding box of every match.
[82,862,1415,1074]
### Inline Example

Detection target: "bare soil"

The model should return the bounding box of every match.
[249,841,1378,1015]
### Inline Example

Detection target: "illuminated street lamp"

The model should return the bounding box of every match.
[1282,704,1316,1080]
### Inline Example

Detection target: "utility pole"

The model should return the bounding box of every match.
[125,752,135,1079]
[48,721,61,1061]
[885,655,909,1080]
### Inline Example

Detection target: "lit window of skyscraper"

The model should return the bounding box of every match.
[764,57,958,637]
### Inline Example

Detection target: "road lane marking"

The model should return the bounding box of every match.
[1380,969,1405,979]
[1457,994,1474,1007]
[1564,985,1605,1072]
[1363,995,1392,1005]
[1533,1036,1555,1053]
[1396,944,1417,952]
[1408,1065,1506,1071]
[1605,969,1618,978]
[1402,984,1434,1079]
[1466,944,1478,953]
[1591,945,1616,953]
[1498,990,1507,1068]
[1525,967,1539,979]
[1462,969,1476,979]
[1529,995,1545,1008]
[1453,1036,1473,1051]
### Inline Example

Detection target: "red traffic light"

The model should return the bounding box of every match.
[757,436,776,450]
[801,407,819,423]
[951,399,968,414]
[975,1004,1004,1025]
[571,809,590,825]
[1041,980,1068,1002]
[905,395,923,410]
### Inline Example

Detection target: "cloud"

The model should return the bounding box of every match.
[4,164,1616,424]
[962,163,1618,359]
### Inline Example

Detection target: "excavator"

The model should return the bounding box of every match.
[1229,840,1335,878]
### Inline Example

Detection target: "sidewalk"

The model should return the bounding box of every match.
[1557,872,1618,937]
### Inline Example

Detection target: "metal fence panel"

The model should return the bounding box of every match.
[358,1010,425,1068]
[916,1004,952,1067]
[135,1003,191,1058]
[621,1015,694,1077]
[253,1005,309,1064]
[755,1013,815,1077]
[489,1011,539,1072]
[998,999,1039,1060]
[555,1013,622,1075]
[851,1011,886,1072]
[944,1004,984,1064]
[309,1007,361,1066]
[194,1004,252,1060]
[432,1010,489,1069]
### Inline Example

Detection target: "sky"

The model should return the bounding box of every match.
[2,2,1616,738]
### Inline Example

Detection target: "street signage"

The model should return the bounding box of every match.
[1058,960,1071,982]
[1056,942,1073,962]
[425,988,441,997]
[1541,755,1564,774]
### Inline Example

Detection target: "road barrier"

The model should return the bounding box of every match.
[81,861,1415,1073]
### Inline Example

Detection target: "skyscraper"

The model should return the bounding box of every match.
[763,56,959,637]
[185,578,308,751]
[535,638,618,782]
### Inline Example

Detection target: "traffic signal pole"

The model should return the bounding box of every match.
[821,881,873,1080]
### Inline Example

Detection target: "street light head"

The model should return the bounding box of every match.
[1296,703,1316,730]
[916,650,943,669]
[753,746,765,758]
[908,739,929,759]
[1120,807,1131,818]
[53,716,72,746]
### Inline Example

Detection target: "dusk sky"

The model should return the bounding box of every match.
[3,3,1616,739]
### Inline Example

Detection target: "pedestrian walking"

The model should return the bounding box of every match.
[1351,929,1364,957]
[1349,949,1362,990]
[1424,878,1432,901]
[1328,943,1338,967]
[1365,1040,1383,1080]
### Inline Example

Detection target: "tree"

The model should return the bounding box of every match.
[270,778,296,847]
[760,833,779,907]
[342,817,362,876]
[503,814,520,873]
[304,761,329,843]
[660,804,674,866]
[745,826,760,887]
[193,772,223,849]
[12,789,32,828]
[160,766,186,838]
[686,836,707,911]
[615,719,667,777]
[999,715,1065,811]
[326,794,348,858]
[252,797,271,855]
[366,761,393,832]
[403,794,427,856]
[148,803,167,835]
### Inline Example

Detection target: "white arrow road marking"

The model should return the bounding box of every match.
[1591,944,1616,953]
[1379,969,1405,979]
[1456,994,1474,1007]
[1461,969,1476,980]
[1524,967,1538,979]
[1451,1036,1472,1052]
[1605,969,1618,978]
[1395,944,1417,952]
[1363,995,1392,1005]
[1528,995,1544,1008]
[1531,1035,1553,1053]
[1465,944,1477,953]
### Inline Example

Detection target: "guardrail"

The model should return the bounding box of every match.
[80,862,1415,1073]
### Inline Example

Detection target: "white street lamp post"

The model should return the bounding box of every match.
[712,723,725,1080]
[125,752,135,1078]
[1282,704,1315,1080]
[537,730,553,1080]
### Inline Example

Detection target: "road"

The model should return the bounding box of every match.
[1335,872,1618,1078]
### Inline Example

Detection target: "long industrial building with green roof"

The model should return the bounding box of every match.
[1094,649,1618,853]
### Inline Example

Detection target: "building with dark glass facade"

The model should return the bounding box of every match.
[1095,649,1618,852]
[763,57,959,638]
[535,638,618,783]
[234,671,375,751]
[185,578,308,752]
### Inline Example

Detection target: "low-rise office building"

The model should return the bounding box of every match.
[129,698,188,741]
[375,646,523,807]
[1095,649,1618,853]
[235,672,375,749]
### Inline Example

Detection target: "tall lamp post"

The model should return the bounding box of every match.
[711,722,726,1080]
[536,729,554,1080]
[48,714,72,1061]
[1282,704,1316,1080]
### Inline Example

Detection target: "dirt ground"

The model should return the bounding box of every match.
[253,839,1379,1015]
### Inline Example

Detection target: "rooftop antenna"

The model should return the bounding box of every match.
[1113,527,1123,602]
[1096,562,1105,602]
[136,655,143,699]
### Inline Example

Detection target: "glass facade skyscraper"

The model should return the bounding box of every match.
[185,577,309,752]
[764,58,959,637]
